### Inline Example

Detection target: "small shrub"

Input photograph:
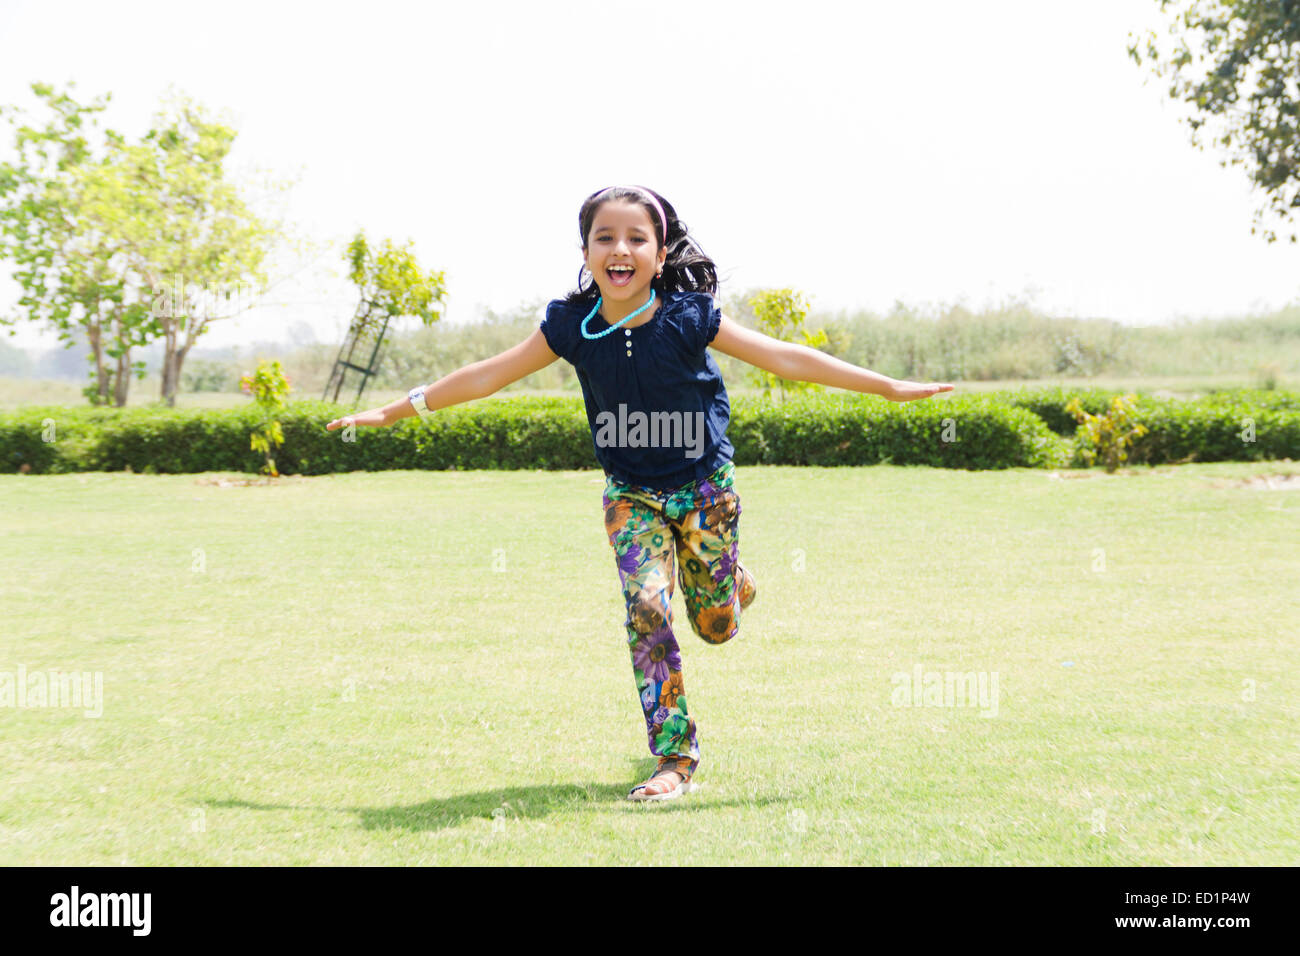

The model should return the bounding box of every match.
[1066,393,1149,472]
[239,360,292,477]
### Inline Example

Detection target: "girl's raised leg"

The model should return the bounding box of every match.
[673,483,753,645]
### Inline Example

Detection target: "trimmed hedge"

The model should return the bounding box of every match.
[994,385,1131,435]
[1197,388,1300,411]
[0,398,597,475]
[1124,396,1299,465]
[1,389,1295,475]
[727,393,1068,470]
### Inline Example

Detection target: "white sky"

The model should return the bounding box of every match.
[2,0,1298,355]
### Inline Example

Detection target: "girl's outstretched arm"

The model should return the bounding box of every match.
[325,329,561,430]
[709,315,954,403]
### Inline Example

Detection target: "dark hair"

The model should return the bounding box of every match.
[563,185,718,305]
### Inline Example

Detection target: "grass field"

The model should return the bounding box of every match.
[2,460,1297,865]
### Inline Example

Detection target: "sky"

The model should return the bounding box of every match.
[2,0,1299,357]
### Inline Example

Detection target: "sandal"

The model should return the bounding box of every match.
[737,563,757,610]
[627,763,699,802]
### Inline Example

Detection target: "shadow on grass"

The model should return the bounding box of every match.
[204,762,792,832]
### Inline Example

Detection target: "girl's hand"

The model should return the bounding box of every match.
[887,380,955,403]
[325,408,385,430]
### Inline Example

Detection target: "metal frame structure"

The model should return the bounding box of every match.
[323,303,391,406]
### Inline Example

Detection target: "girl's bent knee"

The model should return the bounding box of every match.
[692,604,738,645]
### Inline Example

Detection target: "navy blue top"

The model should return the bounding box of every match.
[539,290,734,491]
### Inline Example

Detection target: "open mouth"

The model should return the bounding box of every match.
[607,265,635,287]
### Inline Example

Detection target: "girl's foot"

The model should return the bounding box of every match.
[627,766,697,802]
[737,564,756,610]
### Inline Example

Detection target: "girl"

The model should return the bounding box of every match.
[326,185,954,802]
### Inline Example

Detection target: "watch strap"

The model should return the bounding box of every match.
[408,385,433,418]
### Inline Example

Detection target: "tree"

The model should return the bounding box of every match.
[345,230,447,325]
[0,82,301,407]
[89,88,295,406]
[1128,1,1300,243]
[743,288,828,401]
[0,82,147,405]
[323,230,446,403]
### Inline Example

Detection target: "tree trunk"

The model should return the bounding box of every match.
[86,319,111,406]
[161,326,179,407]
[164,306,204,407]
[113,346,131,407]
[174,340,192,404]
[107,303,134,407]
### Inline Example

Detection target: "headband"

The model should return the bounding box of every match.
[593,185,669,245]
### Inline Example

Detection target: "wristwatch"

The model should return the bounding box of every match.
[407,385,433,418]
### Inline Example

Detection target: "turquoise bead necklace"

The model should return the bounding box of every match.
[580,288,657,340]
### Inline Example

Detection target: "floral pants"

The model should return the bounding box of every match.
[601,459,756,781]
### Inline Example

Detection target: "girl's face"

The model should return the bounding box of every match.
[583,200,667,304]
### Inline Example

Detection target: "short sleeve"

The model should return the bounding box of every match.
[702,293,722,347]
[539,300,577,364]
[681,292,721,354]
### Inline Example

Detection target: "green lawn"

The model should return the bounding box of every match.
[1,460,1296,865]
